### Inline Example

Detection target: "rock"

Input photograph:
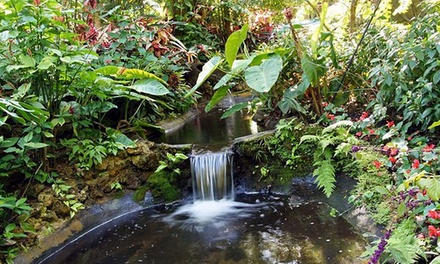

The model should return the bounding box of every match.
[31,202,45,217]
[38,190,55,207]
[41,210,59,222]
[53,200,70,217]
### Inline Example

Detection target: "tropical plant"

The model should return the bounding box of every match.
[362,10,440,134]
[186,24,285,119]
[300,120,359,197]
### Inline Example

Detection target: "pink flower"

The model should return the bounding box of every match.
[389,157,397,164]
[412,159,420,169]
[423,144,435,152]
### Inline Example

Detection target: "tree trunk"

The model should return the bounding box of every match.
[349,0,358,33]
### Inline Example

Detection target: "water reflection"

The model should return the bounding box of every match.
[157,109,261,147]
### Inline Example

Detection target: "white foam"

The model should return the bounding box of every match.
[165,199,263,227]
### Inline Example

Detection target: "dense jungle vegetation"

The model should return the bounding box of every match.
[1,0,440,263]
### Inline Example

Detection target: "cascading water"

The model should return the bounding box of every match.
[191,150,234,201]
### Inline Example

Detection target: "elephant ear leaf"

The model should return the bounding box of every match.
[225,25,248,68]
[244,54,283,93]
[131,79,170,96]
[185,56,223,98]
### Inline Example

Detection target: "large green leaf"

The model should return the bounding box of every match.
[244,54,283,93]
[310,2,328,58]
[417,178,440,201]
[185,56,223,98]
[131,79,170,96]
[301,54,325,87]
[225,25,248,68]
[205,86,229,112]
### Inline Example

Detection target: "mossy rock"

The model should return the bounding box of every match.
[134,170,182,203]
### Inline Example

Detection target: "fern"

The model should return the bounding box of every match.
[313,159,336,197]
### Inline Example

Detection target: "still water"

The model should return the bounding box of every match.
[37,194,366,264]
[156,109,260,147]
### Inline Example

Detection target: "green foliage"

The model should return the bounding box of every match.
[51,178,85,218]
[0,194,34,263]
[146,152,188,202]
[366,11,440,133]
[0,0,97,114]
[385,219,423,263]
[61,128,135,170]
[300,120,359,197]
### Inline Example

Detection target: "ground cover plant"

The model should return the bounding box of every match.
[0,0,439,263]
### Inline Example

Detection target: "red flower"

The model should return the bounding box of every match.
[389,148,398,156]
[368,129,375,134]
[355,131,363,137]
[412,159,420,169]
[423,144,435,152]
[326,113,335,120]
[428,225,440,237]
[386,120,395,128]
[428,210,440,220]
[372,160,381,169]
[322,102,328,107]
[359,112,369,121]
[389,157,397,164]
[34,0,41,5]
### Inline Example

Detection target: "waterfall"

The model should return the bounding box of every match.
[190,150,234,201]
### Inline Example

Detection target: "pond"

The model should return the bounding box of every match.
[35,194,366,264]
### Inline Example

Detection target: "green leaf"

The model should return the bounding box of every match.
[213,58,254,90]
[131,79,170,96]
[434,71,440,85]
[19,54,36,68]
[244,54,283,93]
[310,2,328,58]
[374,186,390,195]
[313,159,335,197]
[397,201,406,217]
[185,56,223,98]
[24,142,49,149]
[221,102,249,119]
[225,25,249,68]
[417,178,440,201]
[205,86,229,112]
[428,120,440,129]
[38,57,54,70]
[301,54,325,87]
[430,256,440,264]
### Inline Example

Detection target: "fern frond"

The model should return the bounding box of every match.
[313,159,336,197]
[299,135,321,144]
[322,120,353,134]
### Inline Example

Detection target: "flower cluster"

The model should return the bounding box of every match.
[369,229,392,264]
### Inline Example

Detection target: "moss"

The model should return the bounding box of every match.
[133,185,149,203]
[146,170,181,202]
